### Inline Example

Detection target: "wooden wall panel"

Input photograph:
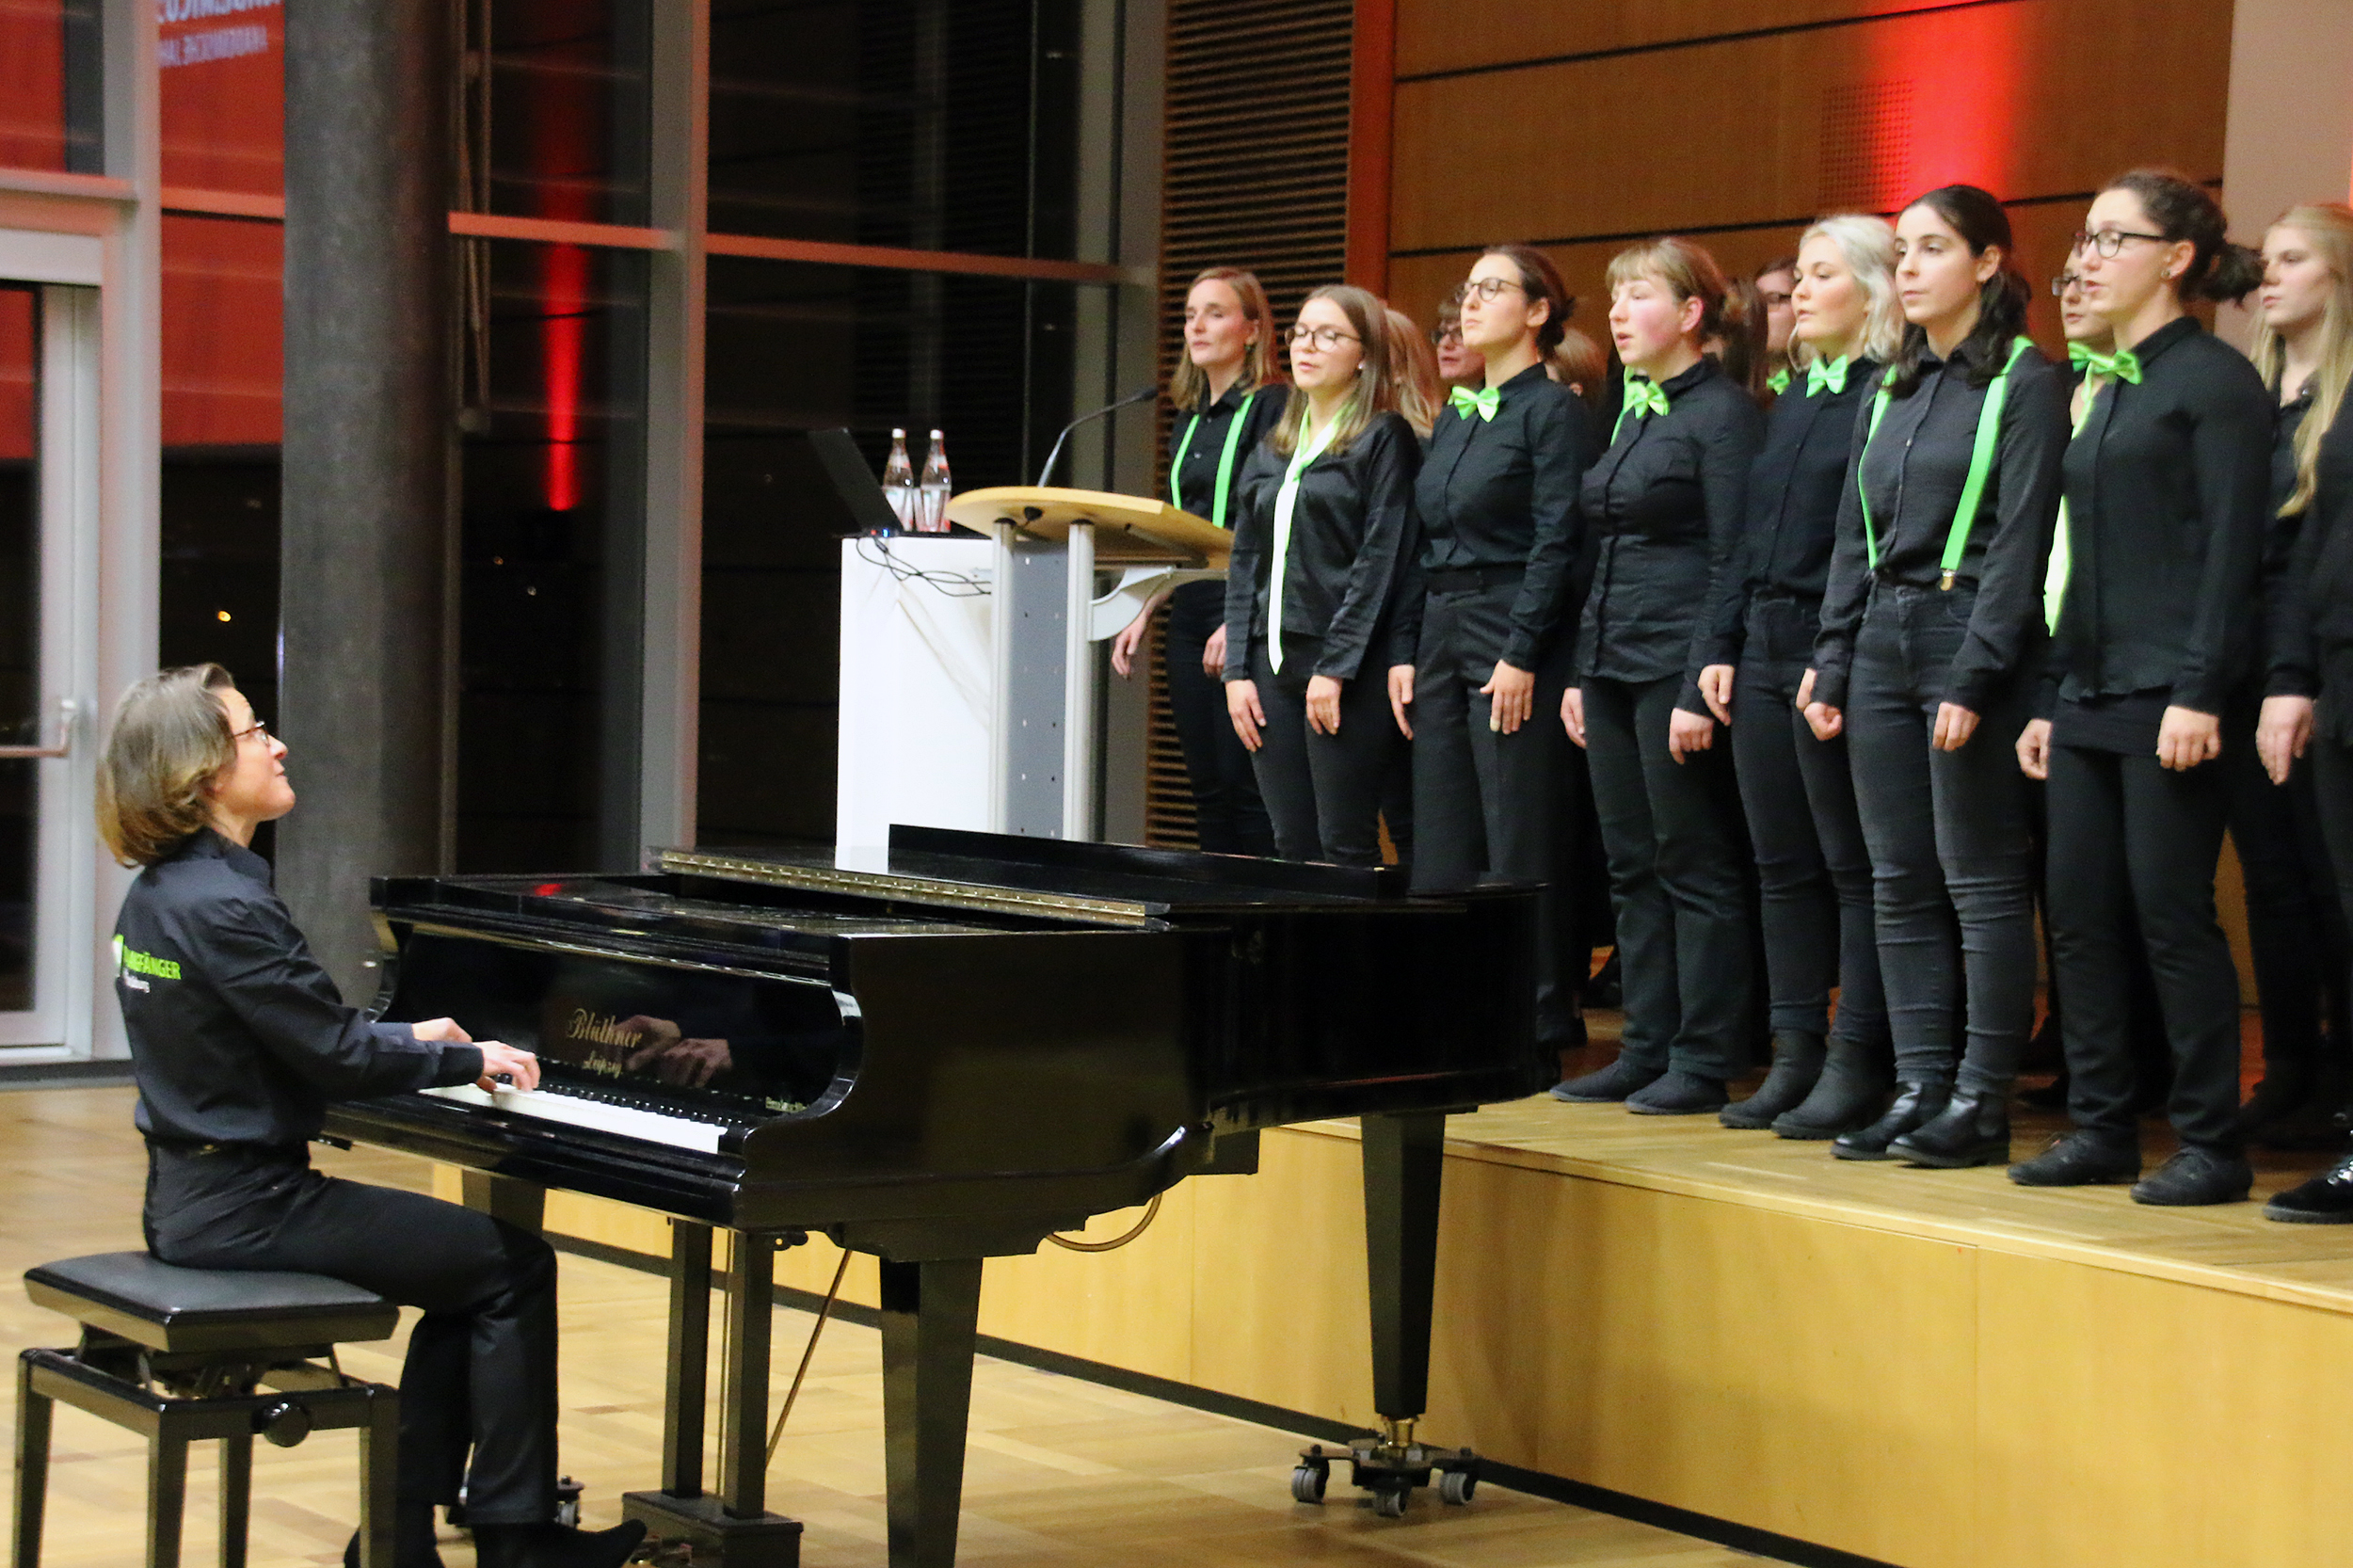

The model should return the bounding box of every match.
[1397,0,1965,80]
[1388,0,2231,258]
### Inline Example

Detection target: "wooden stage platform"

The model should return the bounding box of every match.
[521,1082,2353,1568]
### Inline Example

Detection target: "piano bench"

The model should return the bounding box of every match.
[13,1252,402,1568]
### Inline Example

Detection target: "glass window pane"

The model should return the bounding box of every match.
[707,0,1080,258]
[697,256,1081,846]
[464,0,652,226]
[0,287,38,1009]
[160,0,283,192]
[0,0,100,174]
[457,238,648,871]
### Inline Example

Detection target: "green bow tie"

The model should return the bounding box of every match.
[1449,384,1501,423]
[2067,342,2142,384]
[1622,376,1670,421]
[1805,356,1850,397]
[1768,367,1791,395]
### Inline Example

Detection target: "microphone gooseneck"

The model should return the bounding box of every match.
[1035,387,1158,487]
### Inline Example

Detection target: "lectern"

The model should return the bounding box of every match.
[941,487,1229,841]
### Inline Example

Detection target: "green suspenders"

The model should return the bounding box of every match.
[1857,336,2036,589]
[1170,392,1255,529]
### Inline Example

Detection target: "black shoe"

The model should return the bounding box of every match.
[2015,1076,2069,1112]
[2131,1147,2253,1207]
[2265,1155,2353,1223]
[2236,1067,2314,1138]
[344,1501,445,1568]
[2008,1130,2140,1187]
[1587,950,1623,1010]
[1551,1055,1661,1104]
[1720,1031,1826,1129]
[1833,1082,1947,1160]
[1626,1070,1728,1116]
[472,1521,648,1568]
[1773,1037,1892,1140]
[1890,1090,2010,1168]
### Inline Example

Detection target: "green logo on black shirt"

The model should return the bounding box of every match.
[113,936,181,985]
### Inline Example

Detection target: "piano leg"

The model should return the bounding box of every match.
[1290,1111,1477,1518]
[457,1170,545,1234]
[623,1229,805,1566]
[877,1258,984,1568]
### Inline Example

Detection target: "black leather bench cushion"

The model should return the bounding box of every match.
[24,1252,399,1353]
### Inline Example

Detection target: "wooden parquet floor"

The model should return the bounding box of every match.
[0,1085,1754,1568]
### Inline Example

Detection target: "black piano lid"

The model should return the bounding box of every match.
[661,825,1457,926]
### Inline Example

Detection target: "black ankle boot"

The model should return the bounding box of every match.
[1889,1089,2009,1168]
[1833,1082,1946,1160]
[1551,1054,1662,1103]
[1720,1031,1826,1129]
[1626,1070,1728,1115]
[472,1520,648,1568]
[344,1501,444,1568]
[2265,1154,2353,1223]
[1775,1038,1893,1140]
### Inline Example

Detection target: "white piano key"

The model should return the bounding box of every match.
[420,1082,727,1154]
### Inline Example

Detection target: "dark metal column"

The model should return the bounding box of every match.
[279,0,453,999]
[878,1257,984,1568]
[1362,1110,1447,1423]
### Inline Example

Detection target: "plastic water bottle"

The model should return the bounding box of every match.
[917,429,952,533]
[881,428,917,531]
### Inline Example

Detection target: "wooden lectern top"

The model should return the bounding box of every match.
[944,486,1230,568]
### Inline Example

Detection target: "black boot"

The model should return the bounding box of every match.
[1720,1031,1826,1129]
[1832,1082,1946,1161]
[2008,1129,2140,1187]
[1772,1037,1891,1140]
[1551,1054,1662,1103]
[1626,1070,1728,1115]
[344,1501,445,1568]
[1889,1090,2009,1168]
[2265,1154,2353,1223]
[472,1521,648,1568]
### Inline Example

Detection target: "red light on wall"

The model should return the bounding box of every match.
[542,243,587,512]
[1859,4,2029,201]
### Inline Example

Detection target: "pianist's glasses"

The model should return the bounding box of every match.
[230,718,272,745]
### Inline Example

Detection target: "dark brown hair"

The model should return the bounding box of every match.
[1715,276,1771,404]
[1886,184,2032,396]
[2104,168,2265,303]
[97,664,236,868]
[1548,326,1609,416]
[1481,244,1574,354]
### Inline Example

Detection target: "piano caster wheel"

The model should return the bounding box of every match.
[555,1475,584,1528]
[1372,1484,1410,1520]
[1290,1460,1329,1505]
[1439,1467,1476,1507]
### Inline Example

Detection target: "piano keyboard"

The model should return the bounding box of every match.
[421,1082,730,1154]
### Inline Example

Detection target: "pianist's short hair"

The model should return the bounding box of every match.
[97,664,238,868]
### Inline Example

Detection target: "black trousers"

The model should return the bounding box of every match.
[1731,596,1888,1049]
[1247,638,1402,868]
[1582,672,1756,1080]
[2313,735,2353,1026]
[1165,582,1276,856]
[2046,743,2242,1150]
[144,1144,559,1525]
[1408,578,1587,1043]
[2223,693,2347,1079]
[1845,584,2038,1094]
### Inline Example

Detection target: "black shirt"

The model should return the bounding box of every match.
[1167,380,1287,528]
[2260,381,2315,699]
[2045,317,2272,749]
[1719,356,1878,657]
[1573,356,1764,709]
[1398,362,1597,669]
[1814,338,2068,712]
[115,829,482,1148]
[2275,372,2353,740]
[1225,409,1421,683]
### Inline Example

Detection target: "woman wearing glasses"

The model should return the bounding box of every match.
[1223,286,1419,867]
[1554,236,1764,1114]
[1710,216,1901,1136]
[1803,185,2066,1165]
[1391,245,1597,1054]
[2257,203,2353,1221]
[1111,266,1286,857]
[2010,172,2269,1204]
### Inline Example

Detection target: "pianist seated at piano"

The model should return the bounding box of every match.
[95,664,648,1568]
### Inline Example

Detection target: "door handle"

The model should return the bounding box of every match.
[0,697,77,760]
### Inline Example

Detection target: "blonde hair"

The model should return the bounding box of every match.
[1168,267,1282,410]
[97,664,236,868]
[1605,236,1729,345]
[1794,214,1905,367]
[1386,305,1443,439]
[2247,203,2353,517]
[1270,285,1395,458]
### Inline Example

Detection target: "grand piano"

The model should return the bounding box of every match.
[326,826,1547,1567]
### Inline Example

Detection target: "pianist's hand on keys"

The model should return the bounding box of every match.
[412,1014,540,1092]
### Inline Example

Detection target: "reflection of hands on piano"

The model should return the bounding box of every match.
[618,1016,733,1088]
[474,1040,542,1092]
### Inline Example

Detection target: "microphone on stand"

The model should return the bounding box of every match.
[1034,386,1158,487]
